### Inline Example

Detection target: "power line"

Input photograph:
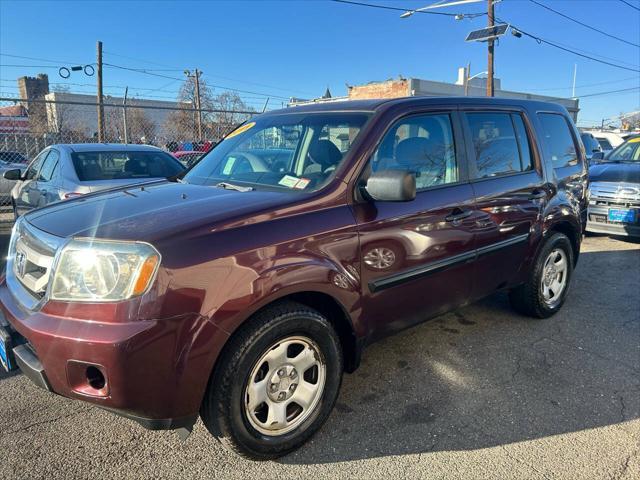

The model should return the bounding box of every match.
[103,62,292,99]
[104,51,317,96]
[528,0,639,48]
[0,64,64,69]
[619,0,640,12]
[527,75,640,92]
[576,86,639,99]
[330,0,485,17]
[498,18,640,72]
[0,52,87,65]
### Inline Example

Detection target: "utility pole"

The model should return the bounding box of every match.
[571,64,577,98]
[192,69,203,142]
[487,0,494,97]
[122,86,129,144]
[96,40,105,142]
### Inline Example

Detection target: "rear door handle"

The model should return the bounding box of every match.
[445,208,473,223]
[528,190,546,200]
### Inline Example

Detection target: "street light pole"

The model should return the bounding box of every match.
[487,0,495,97]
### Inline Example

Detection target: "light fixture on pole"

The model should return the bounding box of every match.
[400,0,486,18]
[464,70,488,96]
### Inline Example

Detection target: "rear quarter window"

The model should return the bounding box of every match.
[71,150,184,181]
[537,113,579,169]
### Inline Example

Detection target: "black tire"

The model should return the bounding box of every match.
[200,301,343,460]
[509,232,574,319]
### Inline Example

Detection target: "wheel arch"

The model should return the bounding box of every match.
[212,289,362,382]
[545,219,581,266]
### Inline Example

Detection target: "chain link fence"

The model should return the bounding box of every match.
[0,96,256,226]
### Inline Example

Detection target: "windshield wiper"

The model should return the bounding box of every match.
[215,182,254,192]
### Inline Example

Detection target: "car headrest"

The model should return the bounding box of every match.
[81,162,102,180]
[124,159,146,175]
[308,140,342,171]
[395,137,433,168]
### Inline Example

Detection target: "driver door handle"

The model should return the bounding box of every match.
[445,208,473,223]
[528,189,546,200]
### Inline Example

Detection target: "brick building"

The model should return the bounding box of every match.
[17,74,50,132]
[290,69,580,121]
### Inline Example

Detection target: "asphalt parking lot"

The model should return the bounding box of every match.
[0,234,638,479]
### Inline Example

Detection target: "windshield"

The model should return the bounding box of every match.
[183,112,370,192]
[602,139,640,163]
[71,150,185,181]
[596,138,613,151]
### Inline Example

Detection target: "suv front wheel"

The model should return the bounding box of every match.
[201,301,343,460]
[509,232,574,318]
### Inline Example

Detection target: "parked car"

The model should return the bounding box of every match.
[173,150,205,168]
[3,144,185,217]
[580,132,602,162]
[0,151,29,206]
[0,97,587,460]
[591,131,624,155]
[586,137,640,237]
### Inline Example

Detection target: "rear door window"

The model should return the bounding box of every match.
[465,112,533,179]
[537,113,578,168]
[38,149,60,182]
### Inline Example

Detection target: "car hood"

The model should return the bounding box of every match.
[589,162,640,184]
[25,181,299,241]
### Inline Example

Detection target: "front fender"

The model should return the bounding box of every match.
[207,254,362,337]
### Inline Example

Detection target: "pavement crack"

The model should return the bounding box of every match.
[612,448,638,480]
[5,407,92,435]
[533,336,640,376]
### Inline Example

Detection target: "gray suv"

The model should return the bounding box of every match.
[4,144,185,217]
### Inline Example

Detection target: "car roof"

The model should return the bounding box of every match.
[51,143,165,153]
[264,96,568,116]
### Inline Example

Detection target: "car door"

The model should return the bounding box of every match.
[14,149,49,216]
[34,148,62,207]
[351,110,477,340]
[460,109,547,300]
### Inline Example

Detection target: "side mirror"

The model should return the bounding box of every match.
[591,151,605,161]
[3,168,22,181]
[365,170,416,202]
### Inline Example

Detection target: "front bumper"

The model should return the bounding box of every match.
[586,205,640,237]
[0,280,226,432]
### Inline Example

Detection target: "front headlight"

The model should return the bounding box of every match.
[50,239,160,302]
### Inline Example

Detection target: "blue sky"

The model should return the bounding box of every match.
[1,0,639,126]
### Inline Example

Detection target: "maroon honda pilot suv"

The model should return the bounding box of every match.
[0,97,587,459]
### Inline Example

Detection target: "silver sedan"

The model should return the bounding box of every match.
[3,143,185,217]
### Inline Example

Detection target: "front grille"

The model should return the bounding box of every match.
[589,182,640,207]
[8,219,63,300]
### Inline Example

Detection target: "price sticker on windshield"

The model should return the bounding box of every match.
[278,175,300,188]
[278,175,311,189]
[225,122,255,139]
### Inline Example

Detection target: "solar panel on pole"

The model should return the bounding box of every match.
[465,24,508,42]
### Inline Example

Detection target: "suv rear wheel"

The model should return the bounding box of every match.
[200,301,343,460]
[509,232,574,318]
